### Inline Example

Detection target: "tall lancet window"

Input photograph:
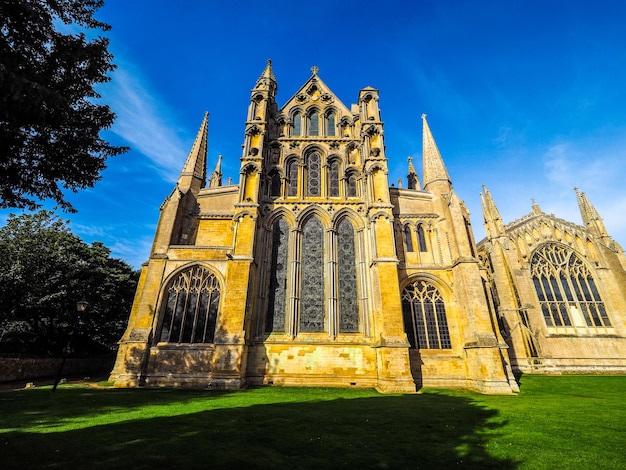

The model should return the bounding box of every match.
[287,159,298,197]
[293,111,301,136]
[347,173,357,197]
[531,243,611,328]
[266,219,289,333]
[300,217,325,332]
[306,152,321,197]
[158,266,220,344]
[337,219,359,332]
[326,112,336,136]
[404,225,414,252]
[308,111,319,136]
[402,280,451,349]
[328,160,340,197]
[269,170,281,197]
[417,224,428,252]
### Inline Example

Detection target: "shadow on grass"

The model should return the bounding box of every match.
[1,387,518,469]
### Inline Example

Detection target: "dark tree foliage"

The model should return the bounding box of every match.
[0,210,139,354]
[0,0,128,211]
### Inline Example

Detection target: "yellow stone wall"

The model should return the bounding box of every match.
[478,207,626,375]
[110,64,523,394]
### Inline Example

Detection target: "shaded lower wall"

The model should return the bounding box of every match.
[0,355,116,383]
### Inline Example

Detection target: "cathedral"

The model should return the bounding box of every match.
[109,61,626,393]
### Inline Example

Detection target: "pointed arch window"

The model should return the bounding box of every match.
[337,219,359,332]
[531,244,611,328]
[402,280,451,349]
[417,224,428,252]
[266,219,289,333]
[326,112,336,136]
[269,170,281,197]
[300,217,325,332]
[404,225,414,252]
[346,173,357,197]
[292,112,301,136]
[306,152,321,197]
[328,159,340,197]
[287,159,298,197]
[308,111,319,136]
[158,266,220,344]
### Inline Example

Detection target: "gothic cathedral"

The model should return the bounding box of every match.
[110,61,626,393]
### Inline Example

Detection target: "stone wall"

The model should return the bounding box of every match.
[0,355,115,382]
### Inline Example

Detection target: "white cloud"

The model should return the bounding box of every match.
[100,67,189,181]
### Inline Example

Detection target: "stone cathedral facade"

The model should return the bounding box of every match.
[110,62,626,393]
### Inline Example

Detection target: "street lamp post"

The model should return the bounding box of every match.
[52,300,89,392]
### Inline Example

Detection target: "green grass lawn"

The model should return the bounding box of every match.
[0,375,624,469]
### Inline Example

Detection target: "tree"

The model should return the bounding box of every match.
[0,210,138,354]
[0,0,128,211]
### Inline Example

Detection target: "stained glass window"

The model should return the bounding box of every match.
[158,266,220,344]
[266,219,289,332]
[329,160,339,197]
[326,112,336,136]
[337,220,359,332]
[402,280,451,349]
[300,217,325,332]
[306,152,321,197]
[308,112,319,136]
[287,160,298,197]
[347,173,357,197]
[417,224,427,252]
[405,225,414,252]
[531,244,611,328]
[293,112,301,136]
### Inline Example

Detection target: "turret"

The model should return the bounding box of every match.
[209,155,223,188]
[575,188,609,240]
[480,185,505,238]
[239,61,279,206]
[407,156,420,190]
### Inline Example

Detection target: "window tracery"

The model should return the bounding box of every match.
[306,152,321,197]
[402,280,451,349]
[158,266,220,344]
[329,159,340,197]
[300,217,325,332]
[337,219,359,332]
[531,244,611,328]
[266,219,289,332]
[287,159,298,197]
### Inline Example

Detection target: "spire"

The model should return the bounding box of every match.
[421,114,451,190]
[178,112,208,193]
[254,59,277,95]
[209,154,223,188]
[481,185,505,238]
[407,156,421,190]
[575,187,609,238]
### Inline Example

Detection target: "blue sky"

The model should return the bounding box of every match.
[5,0,626,268]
